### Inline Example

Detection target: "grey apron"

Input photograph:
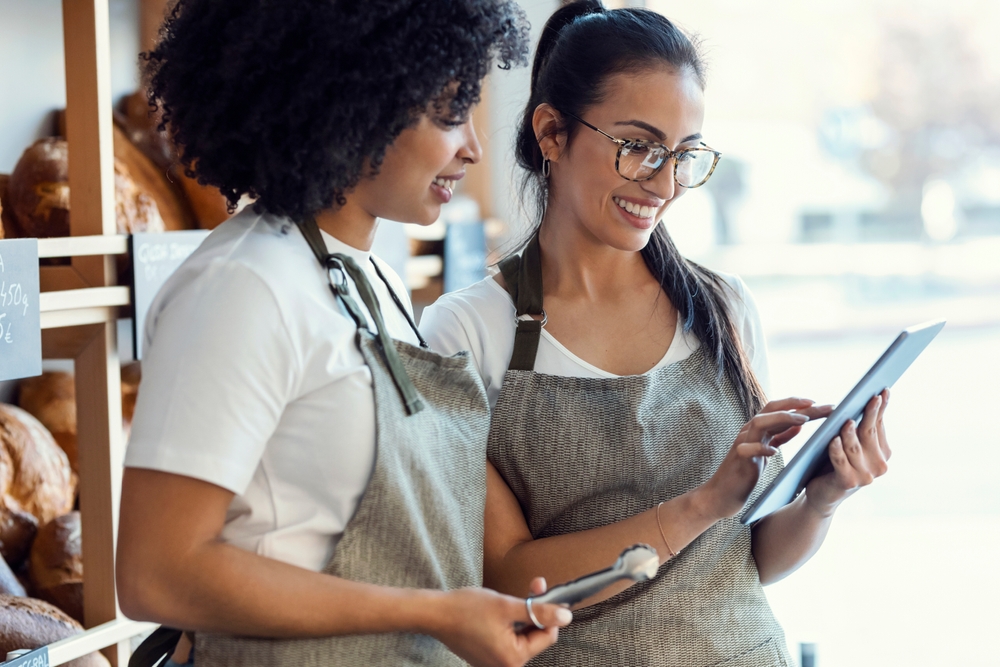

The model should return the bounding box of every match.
[194,220,490,666]
[488,236,792,667]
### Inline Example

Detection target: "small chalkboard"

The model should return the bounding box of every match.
[2,646,50,667]
[0,239,42,381]
[131,230,210,360]
[443,222,487,294]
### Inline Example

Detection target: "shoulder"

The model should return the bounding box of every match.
[420,274,515,377]
[422,275,513,340]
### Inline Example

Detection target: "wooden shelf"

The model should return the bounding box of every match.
[0,1,146,664]
[38,235,128,259]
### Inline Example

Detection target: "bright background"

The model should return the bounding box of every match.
[482,1,1000,665]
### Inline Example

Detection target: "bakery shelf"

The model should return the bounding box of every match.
[40,286,130,313]
[37,235,129,259]
[48,620,157,667]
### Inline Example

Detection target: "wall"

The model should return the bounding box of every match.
[0,0,140,172]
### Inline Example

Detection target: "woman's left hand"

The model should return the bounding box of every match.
[804,389,891,517]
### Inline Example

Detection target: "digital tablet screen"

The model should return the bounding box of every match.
[740,319,946,525]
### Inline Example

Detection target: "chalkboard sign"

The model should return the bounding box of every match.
[0,239,42,381]
[443,222,487,294]
[2,646,49,667]
[131,230,210,360]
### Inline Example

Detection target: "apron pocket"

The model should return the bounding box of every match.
[710,637,787,667]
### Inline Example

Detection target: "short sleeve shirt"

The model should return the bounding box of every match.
[125,210,418,572]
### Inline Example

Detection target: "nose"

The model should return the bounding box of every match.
[641,158,677,201]
[458,116,483,165]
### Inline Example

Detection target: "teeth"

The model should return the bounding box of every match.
[613,196,654,219]
[433,178,455,191]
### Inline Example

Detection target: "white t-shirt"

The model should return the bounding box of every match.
[419,271,770,407]
[125,210,419,572]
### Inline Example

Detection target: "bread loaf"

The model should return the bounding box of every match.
[17,373,77,475]
[118,90,233,230]
[8,138,166,239]
[0,405,76,568]
[18,367,143,469]
[8,139,70,238]
[0,595,111,666]
[29,512,82,623]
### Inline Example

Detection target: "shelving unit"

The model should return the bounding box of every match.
[5,1,159,664]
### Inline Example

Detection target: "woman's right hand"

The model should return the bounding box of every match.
[698,398,833,520]
[427,577,571,667]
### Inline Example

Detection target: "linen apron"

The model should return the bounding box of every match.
[488,237,792,667]
[194,220,490,666]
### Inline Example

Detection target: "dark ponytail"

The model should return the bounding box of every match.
[514,1,766,418]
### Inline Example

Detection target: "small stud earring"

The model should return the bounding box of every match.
[542,158,551,178]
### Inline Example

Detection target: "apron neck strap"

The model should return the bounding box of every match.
[298,217,425,415]
[497,233,545,371]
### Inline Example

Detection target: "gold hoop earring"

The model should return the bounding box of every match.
[542,158,551,178]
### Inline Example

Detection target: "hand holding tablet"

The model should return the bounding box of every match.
[740,319,946,525]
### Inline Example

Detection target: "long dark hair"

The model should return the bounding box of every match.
[515,0,766,418]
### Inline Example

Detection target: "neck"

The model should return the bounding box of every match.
[538,191,653,300]
[313,199,378,251]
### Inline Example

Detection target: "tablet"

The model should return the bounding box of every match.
[740,319,946,525]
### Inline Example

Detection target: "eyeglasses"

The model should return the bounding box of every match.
[562,111,722,188]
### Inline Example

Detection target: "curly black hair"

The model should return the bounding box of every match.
[143,0,529,221]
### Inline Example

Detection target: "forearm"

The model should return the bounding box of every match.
[119,538,446,637]
[487,488,718,608]
[751,493,835,585]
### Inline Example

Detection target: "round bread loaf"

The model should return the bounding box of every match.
[8,138,166,238]
[8,139,70,238]
[0,405,76,568]
[17,373,77,475]
[0,595,111,666]
[29,512,82,623]
[113,157,165,235]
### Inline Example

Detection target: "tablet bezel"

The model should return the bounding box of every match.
[739,319,946,526]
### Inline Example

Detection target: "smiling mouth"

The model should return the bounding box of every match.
[433,177,456,196]
[613,196,657,220]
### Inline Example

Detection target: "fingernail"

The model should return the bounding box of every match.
[556,608,573,625]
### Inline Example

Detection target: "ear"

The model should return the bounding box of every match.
[532,103,567,163]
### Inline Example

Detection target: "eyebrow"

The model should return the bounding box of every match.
[613,120,702,144]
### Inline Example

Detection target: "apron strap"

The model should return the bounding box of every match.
[497,234,545,371]
[299,217,425,415]
[369,255,428,349]
[128,626,183,667]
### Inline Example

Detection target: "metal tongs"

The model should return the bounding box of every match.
[518,544,660,630]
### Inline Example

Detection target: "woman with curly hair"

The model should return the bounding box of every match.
[115,2,571,666]
[422,1,892,665]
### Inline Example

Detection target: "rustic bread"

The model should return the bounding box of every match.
[113,157,165,235]
[118,90,233,230]
[8,138,166,238]
[17,373,77,475]
[0,405,76,568]
[0,595,111,666]
[113,120,194,232]
[29,512,82,623]
[18,367,143,468]
[8,139,70,238]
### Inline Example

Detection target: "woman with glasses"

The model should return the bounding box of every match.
[421,2,891,665]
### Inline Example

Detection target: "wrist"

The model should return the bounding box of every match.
[802,488,841,519]
[386,588,451,637]
[688,483,725,523]
[405,589,454,639]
